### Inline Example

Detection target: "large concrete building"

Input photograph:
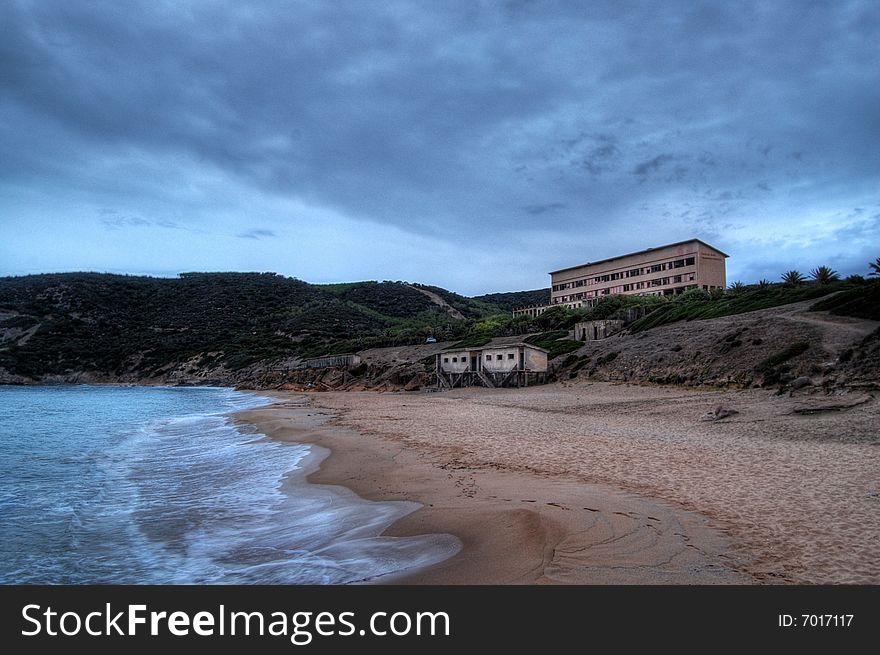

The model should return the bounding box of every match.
[514,239,728,316]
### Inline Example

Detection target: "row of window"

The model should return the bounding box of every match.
[552,257,696,291]
[553,273,697,303]
[443,353,515,363]
[640,284,697,297]
[637,283,719,298]
[650,274,697,287]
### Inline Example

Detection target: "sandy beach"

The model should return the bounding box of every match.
[237,382,879,584]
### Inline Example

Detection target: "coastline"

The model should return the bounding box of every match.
[235,391,753,584]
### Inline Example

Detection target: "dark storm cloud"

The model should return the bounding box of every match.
[1,0,879,290]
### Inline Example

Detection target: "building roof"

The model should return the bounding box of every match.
[483,342,549,353]
[443,337,550,353]
[548,238,729,275]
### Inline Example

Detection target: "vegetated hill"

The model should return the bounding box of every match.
[302,294,877,395]
[3,271,876,391]
[410,284,501,318]
[0,272,522,384]
[472,289,549,312]
[316,281,439,318]
[275,280,880,394]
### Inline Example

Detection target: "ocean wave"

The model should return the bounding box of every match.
[0,385,458,584]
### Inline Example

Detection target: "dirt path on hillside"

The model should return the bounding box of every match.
[408,285,467,320]
[783,310,878,354]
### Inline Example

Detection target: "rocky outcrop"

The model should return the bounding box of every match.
[0,368,33,385]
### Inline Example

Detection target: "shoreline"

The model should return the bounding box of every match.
[235,392,752,584]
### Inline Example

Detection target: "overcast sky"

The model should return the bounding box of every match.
[1,1,878,295]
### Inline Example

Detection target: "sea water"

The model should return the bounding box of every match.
[0,385,458,584]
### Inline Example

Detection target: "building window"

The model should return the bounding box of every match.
[443,357,449,363]
[452,357,457,362]
[508,353,515,359]
[686,257,695,266]
[485,354,491,360]
[496,354,503,360]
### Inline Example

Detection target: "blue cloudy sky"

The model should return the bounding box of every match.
[1,0,878,295]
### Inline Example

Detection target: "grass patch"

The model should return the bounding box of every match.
[524,330,583,359]
[810,283,880,320]
[446,334,492,349]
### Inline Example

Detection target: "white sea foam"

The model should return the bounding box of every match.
[0,385,459,583]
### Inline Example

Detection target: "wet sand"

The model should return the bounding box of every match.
[237,389,765,584]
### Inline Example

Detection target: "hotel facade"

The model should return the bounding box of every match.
[514,239,728,317]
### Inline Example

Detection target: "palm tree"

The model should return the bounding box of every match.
[757,279,771,288]
[728,281,745,292]
[869,258,880,277]
[810,266,840,284]
[781,270,805,286]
